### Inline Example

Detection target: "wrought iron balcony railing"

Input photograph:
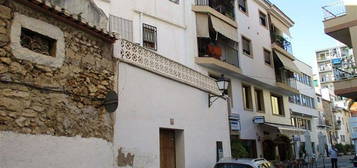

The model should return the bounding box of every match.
[271,33,293,55]
[322,1,347,20]
[333,62,357,81]
[195,0,235,20]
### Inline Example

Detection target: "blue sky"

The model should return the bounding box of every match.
[269,0,342,73]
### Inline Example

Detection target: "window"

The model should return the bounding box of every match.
[292,117,312,130]
[169,0,179,4]
[271,94,284,116]
[20,27,56,57]
[264,49,271,65]
[255,89,264,112]
[242,36,252,56]
[242,84,253,110]
[238,0,248,13]
[143,23,157,50]
[259,11,267,27]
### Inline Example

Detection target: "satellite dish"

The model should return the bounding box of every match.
[103,90,118,113]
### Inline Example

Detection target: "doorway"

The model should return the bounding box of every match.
[160,129,176,168]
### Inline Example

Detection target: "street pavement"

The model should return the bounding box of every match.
[316,155,354,168]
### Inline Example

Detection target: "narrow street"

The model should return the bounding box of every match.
[316,155,354,168]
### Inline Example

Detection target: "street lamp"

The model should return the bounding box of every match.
[209,75,229,107]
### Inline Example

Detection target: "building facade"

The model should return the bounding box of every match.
[289,59,319,158]
[96,0,304,165]
[315,46,355,94]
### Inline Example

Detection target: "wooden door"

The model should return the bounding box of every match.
[160,129,176,168]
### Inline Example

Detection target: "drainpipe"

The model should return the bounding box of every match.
[139,12,143,46]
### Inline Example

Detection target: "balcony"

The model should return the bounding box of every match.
[195,0,235,20]
[322,1,357,48]
[275,69,299,95]
[271,33,293,56]
[196,38,241,74]
[333,63,357,100]
[322,1,347,20]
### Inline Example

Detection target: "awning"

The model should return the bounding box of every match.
[262,123,306,134]
[274,51,300,73]
[196,13,210,38]
[270,15,291,37]
[210,15,239,42]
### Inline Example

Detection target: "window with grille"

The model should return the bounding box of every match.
[259,11,267,27]
[263,49,271,65]
[20,28,56,57]
[242,36,251,56]
[143,24,157,50]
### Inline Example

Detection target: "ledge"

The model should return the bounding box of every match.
[195,57,241,75]
[334,77,357,100]
[272,43,295,60]
[276,82,299,95]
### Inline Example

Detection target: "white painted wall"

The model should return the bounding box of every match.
[235,0,276,86]
[94,0,206,73]
[114,63,231,168]
[0,132,114,168]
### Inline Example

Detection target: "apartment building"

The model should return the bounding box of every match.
[96,0,233,168]
[289,60,319,158]
[322,0,357,100]
[321,0,356,146]
[94,0,304,165]
[315,46,355,94]
[194,0,302,161]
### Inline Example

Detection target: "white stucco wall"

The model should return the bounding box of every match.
[0,132,114,168]
[114,63,231,168]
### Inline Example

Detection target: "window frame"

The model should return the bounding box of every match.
[254,88,265,112]
[263,48,272,66]
[242,36,252,57]
[142,23,157,51]
[238,0,248,14]
[271,94,284,116]
[242,84,253,110]
[259,10,268,28]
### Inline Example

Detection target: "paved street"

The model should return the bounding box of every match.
[316,155,354,168]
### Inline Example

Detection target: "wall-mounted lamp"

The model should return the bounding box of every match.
[209,75,229,108]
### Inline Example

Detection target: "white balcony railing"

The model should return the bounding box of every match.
[118,39,221,95]
[322,1,347,20]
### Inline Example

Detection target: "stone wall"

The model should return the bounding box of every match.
[0,0,117,141]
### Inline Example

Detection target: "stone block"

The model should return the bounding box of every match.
[0,33,9,46]
[0,5,11,19]
[9,62,26,75]
[0,97,23,111]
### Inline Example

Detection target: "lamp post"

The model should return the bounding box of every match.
[209,75,229,107]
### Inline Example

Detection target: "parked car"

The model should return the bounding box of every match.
[214,158,275,168]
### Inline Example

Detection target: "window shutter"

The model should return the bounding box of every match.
[109,15,133,41]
